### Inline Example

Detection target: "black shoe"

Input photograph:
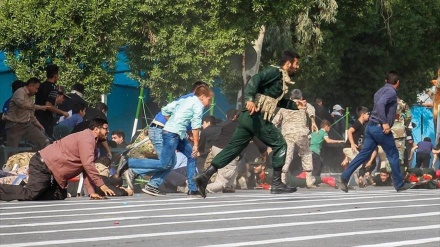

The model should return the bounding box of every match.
[396,182,415,192]
[187,190,201,197]
[123,168,137,190]
[339,176,349,193]
[271,169,297,194]
[115,155,128,178]
[142,184,166,196]
[270,184,297,194]
[222,186,236,193]
[195,174,209,198]
[195,166,218,199]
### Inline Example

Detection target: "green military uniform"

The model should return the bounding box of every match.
[211,66,298,170]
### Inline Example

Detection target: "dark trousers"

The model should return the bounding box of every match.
[0,153,66,201]
[211,111,287,169]
[415,152,431,169]
[5,121,49,150]
[312,152,322,176]
[341,124,405,190]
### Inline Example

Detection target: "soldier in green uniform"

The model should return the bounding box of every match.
[195,51,301,198]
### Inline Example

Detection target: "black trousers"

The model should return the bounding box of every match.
[415,152,431,169]
[312,152,323,176]
[0,153,66,201]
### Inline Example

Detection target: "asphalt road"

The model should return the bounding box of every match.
[1,186,439,247]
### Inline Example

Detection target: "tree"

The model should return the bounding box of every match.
[0,0,128,102]
[293,0,440,111]
[124,0,335,105]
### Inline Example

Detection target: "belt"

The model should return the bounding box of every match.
[369,122,382,127]
[150,123,164,129]
[35,152,52,175]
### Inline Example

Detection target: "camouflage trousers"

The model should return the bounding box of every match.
[282,132,315,187]
[378,138,406,173]
[206,146,238,193]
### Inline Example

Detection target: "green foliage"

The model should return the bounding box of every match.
[0,0,128,102]
[124,0,319,105]
[0,0,437,110]
[261,0,440,112]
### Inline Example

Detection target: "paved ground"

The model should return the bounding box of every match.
[1,186,439,247]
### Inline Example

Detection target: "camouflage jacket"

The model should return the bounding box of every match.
[391,99,411,139]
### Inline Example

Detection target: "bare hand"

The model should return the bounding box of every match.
[100,185,116,196]
[311,123,318,132]
[124,188,134,196]
[89,193,107,200]
[191,146,199,158]
[351,143,359,153]
[382,123,391,134]
[246,101,258,115]
[63,112,69,118]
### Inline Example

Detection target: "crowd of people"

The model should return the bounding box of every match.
[1,53,439,202]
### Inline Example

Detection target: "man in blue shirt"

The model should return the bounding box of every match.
[117,82,210,195]
[119,84,213,196]
[339,71,414,192]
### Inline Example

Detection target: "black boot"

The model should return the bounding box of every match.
[271,169,297,194]
[195,166,218,198]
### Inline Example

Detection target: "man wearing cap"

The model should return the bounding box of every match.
[330,104,345,140]
[35,64,70,138]
[196,50,301,197]
[272,88,318,187]
[2,78,50,150]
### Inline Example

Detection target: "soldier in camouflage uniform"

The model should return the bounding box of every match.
[195,51,301,198]
[272,89,318,187]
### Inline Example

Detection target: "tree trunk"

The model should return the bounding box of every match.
[236,25,266,110]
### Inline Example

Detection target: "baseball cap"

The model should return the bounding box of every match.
[56,85,71,99]
[249,157,265,165]
[333,104,343,111]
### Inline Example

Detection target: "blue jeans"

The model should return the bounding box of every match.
[129,130,179,188]
[178,139,197,192]
[341,124,405,190]
[130,126,164,175]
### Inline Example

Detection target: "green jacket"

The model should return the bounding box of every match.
[245,66,298,110]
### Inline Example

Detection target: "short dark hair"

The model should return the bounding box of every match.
[95,156,111,167]
[423,137,431,142]
[88,118,108,130]
[72,102,87,114]
[279,50,300,67]
[111,130,125,140]
[379,168,389,174]
[202,115,216,125]
[11,80,25,93]
[26,77,41,86]
[46,64,59,78]
[194,85,213,98]
[94,102,108,113]
[386,70,400,85]
[192,81,209,92]
[356,106,369,118]
[71,83,85,94]
[321,119,331,128]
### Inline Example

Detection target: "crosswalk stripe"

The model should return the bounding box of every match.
[0,203,438,236]
[3,214,439,247]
